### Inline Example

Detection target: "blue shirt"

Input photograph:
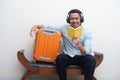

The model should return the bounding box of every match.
[44,24,92,57]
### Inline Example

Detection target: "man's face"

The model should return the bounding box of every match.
[69,13,81,28]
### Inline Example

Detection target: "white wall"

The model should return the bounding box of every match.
[0,0,120,80]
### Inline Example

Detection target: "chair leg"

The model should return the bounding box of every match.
[22,71,33,80]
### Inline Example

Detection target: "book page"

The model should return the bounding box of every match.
[68,26,82,38]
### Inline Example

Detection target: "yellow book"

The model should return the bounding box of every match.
[68,26,82,38]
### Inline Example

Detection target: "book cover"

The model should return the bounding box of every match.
[68,26,82,38]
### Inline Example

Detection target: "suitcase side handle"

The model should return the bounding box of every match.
[42,27,56,35]
[40,56,51,61]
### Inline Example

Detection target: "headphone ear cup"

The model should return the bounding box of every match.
[66,15,70,23]
[80,14,84,23]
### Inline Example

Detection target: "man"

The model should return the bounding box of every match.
[30,9,96,80]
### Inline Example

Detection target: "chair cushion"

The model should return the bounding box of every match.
[29,61,82,69]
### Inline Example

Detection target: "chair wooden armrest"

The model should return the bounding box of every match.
[93,51,104,68]
[17,49,34,70]
[17,50,104,80]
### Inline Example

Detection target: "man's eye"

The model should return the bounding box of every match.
[76,18,79,20]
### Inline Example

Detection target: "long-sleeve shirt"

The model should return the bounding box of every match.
[44,24,92,57]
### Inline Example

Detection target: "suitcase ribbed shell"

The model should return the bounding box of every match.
[34,28,61,62]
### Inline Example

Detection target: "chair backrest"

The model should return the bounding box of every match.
[34,27,61,62]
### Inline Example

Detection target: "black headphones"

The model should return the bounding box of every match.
[66,9,84,23]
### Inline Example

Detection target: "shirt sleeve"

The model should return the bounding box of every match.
[84,31,92,54]
[43,24,63,31]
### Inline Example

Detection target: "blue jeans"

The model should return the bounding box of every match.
[55,54,96,80]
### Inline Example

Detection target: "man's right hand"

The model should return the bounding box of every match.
[30,25,43,37]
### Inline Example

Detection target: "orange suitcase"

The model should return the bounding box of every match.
[33,27,61,62]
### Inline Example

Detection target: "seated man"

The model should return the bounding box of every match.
[30,9,96,80]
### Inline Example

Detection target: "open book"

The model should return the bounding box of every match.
[68,26,82,38]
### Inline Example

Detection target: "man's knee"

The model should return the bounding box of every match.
[86,55,96,65]
[55,54,65,63]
